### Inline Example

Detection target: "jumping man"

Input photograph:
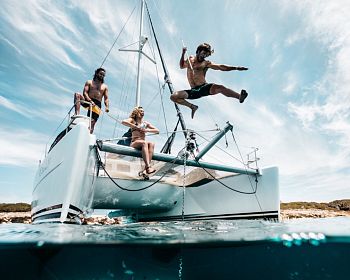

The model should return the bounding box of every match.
[170,43,248,118]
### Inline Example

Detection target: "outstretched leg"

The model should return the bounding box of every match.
[210,84,248,103]
[170,90,198,118]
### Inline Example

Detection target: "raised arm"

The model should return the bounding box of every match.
[103,86,109,112]
[179,47,189,69]
[207,62,248,71]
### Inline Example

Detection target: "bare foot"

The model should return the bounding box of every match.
[145,166,156,174]
[190,104,198,119]
[239,89,248,103]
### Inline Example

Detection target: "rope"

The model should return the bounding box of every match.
[44,105,73,154]
[195,160,258,195]
[95,145,182,192]
[149,0,181,52]
[44,100,93,155]
[102,114,220,142]
[230,130,263,211]
[181,137,189,220]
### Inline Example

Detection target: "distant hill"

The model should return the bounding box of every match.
[0,203,31,212]
[281,199,350,211]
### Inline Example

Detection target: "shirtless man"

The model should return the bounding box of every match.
[170,43,248,118]
[74,68,109,133]
[122,107,159,175]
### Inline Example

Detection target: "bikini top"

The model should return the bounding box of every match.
[131,121,147,132]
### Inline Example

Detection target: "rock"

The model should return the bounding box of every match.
[0,212,31,224]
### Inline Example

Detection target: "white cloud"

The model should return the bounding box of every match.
[288,102,320,128]
[0,0,85,70]
[285,32,302,47]
[282,72,298,95]
[281,0,350,150]
[2,0,350,203]
[0,128,48,166]
[254,33,260,48]
[0,95,28,116]
[270,54,281,69]
[0,36,22,55]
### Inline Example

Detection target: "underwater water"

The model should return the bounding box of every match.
[1,217,350,279]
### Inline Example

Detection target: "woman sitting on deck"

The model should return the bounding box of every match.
[122,106,159,175]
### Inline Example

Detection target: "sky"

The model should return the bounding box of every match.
[1,0,350,203]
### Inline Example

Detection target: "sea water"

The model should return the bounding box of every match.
[1,218,350,279]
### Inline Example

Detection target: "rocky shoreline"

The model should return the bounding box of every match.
[1,209,350,224]
[280,209,350,220]
[0,212,31,224]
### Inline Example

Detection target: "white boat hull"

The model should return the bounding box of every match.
[138,166,279,221]
[31,119,97,224]
[32,119,279,223]
[94,164,279,221]
[93,176,183,211]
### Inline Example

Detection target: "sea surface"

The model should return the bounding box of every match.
[1,217,350,279]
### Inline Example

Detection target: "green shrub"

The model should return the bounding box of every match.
[0,203,31,212]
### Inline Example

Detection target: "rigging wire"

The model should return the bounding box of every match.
[100,5,137,68]
[145,14,170,138]
[95,146,182,192]
[96,133,258,196]
[44,107,72,154]
[103,116,220,141]
[111,6,140,139]
[91,126,264,215]
[150,0,182,53]
[230,130,263,211]
[195,131,245,165]
[149,0,219,130]
[195,160,258,195]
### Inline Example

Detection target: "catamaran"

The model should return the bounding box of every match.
[31,0,279,224]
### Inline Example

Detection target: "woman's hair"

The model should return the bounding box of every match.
[129,106,143,119]
[196,43,214,56]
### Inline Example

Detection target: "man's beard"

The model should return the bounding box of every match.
[197,55,205,62]
[95,75,104,83]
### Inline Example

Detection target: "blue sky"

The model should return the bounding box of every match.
[1,0,350,203]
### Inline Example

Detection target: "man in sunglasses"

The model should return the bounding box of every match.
[170,43,248,118]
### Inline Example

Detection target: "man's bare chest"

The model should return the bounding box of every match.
[89,83,104,96]
[191,60,206,72]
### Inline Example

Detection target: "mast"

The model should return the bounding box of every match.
[135,0,145,107]
[145,2,187,153]
[119,0,156,107]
